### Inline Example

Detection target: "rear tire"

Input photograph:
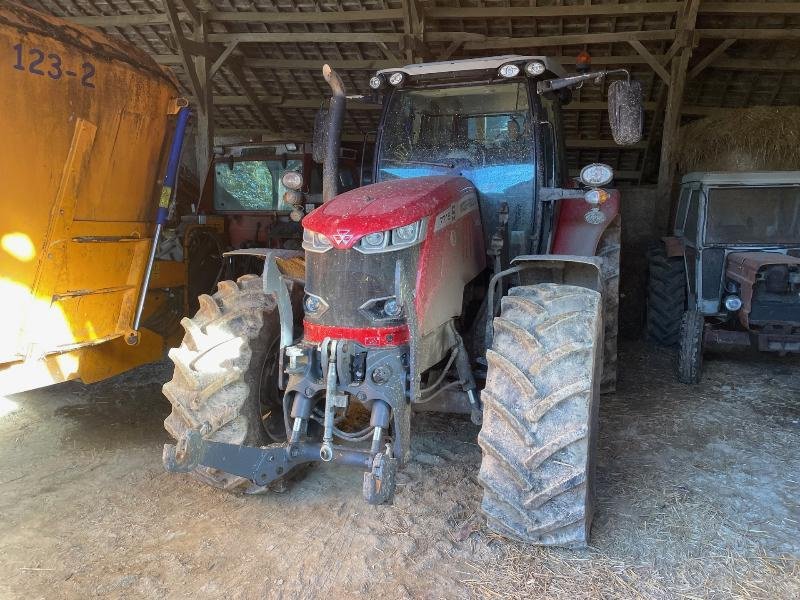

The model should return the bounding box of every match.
[646,244,686,346]
[598,216,620,393]
[478,284,603,547]
[162,275,286,493]
[676,309,704,384]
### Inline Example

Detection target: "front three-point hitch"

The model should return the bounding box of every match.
[163,337,409,504]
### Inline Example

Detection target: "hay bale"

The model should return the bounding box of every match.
[678,106,800,173]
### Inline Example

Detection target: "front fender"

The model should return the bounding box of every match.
[222,249,304,348]
[511,254,603,293]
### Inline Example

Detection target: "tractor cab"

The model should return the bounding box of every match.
[195,142,360,250]
[371,56,568,257]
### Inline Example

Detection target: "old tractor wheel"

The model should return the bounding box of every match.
[646,244,686,346]
[598,215,620,393]
[162,274,286,493]
[478,283,603,547]
[676,309,704,384]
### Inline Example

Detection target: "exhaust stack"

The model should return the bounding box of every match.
[322,64,346,203]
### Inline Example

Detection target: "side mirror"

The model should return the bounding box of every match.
[312,108,329,164]
[608,79,644,145]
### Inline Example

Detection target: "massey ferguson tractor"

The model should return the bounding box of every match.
[162,55,643,547]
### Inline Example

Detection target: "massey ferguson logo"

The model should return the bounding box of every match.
[331,229,353,246]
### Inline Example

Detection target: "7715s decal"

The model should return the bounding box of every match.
[12,42,96,88]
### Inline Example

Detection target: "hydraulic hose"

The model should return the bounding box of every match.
[129,106,191,342]
[322,64,346,203]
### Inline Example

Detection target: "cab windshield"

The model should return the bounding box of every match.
[376,82,537,251]
[213,159,302,212]
[706,186,800,245]
[377,81,534,179]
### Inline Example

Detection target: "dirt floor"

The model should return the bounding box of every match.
[1,341,798,599]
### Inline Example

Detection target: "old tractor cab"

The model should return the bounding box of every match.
[647,171,800,383]
[162,55,643,547]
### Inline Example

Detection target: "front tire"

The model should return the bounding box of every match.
[676,309,704,384]
[478,284,603,547]
[162,275,286,492]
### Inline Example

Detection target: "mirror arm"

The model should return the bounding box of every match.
[537,68,630,94]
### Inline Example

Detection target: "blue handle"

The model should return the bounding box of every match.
[156,107,191,225]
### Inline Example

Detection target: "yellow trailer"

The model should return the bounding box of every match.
[0,3,187,394]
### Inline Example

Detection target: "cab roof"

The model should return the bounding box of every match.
[377,55,566,79]
[681,171,800,186]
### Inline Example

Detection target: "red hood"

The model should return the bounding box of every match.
[302,176,474,249]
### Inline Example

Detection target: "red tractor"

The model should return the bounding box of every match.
[162,56,643,547]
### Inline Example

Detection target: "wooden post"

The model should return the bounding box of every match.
[655,0,700,232]
[192,12,213,180]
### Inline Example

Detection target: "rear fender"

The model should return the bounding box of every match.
[550,189,620,256]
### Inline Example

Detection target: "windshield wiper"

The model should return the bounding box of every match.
[390,159,455,169]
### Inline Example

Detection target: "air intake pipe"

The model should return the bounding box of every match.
[322,64,346,203]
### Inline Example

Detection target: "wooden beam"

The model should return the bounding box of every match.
[450,30,677,50]
[153,55,665,70]
[65,14,178,27]
[698,29,800,40]
[210,95,381,110]
[439,41,463,62]
[215,129,370,143]
[687,39,737,80]
[207,9,404,23]
[425,2,681,19]
[191,11,213,180]
[163,0,204,110]
[177,0,202,26]
[699,2,800,15]
[657,0,700,226]
[206,32,404,43]
[228,64,279,131]
[208,41,239,79]
[710,58,800,72]
[242,59,400,70]
[628,40,671,84]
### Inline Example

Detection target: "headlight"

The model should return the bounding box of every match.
[283,190,303,206]
[369,75,384,90]
[392,222,418,245]
[281,170,303,191]
[302,229,333,252]
[360,231,387,250]
[388,72,405,86]
[524,61,546,76]
[355,219,426,254]
[579,163,614,187]
[498,63,521,78]
[724,295,743,311]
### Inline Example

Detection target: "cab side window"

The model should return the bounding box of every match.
[683,189,701,245]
